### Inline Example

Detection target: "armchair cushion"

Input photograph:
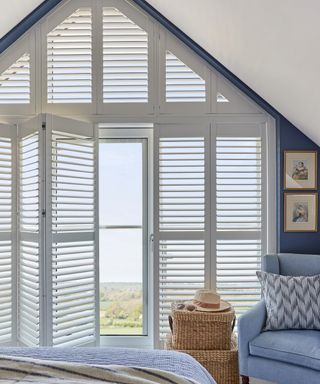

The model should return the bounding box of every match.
[250,330,320,371]
[257,271,320,330]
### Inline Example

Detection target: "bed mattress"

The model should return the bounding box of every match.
[0,347,215,384]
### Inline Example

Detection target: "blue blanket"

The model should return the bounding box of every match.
[0,347,215,384]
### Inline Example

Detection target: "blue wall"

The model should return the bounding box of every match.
[279,117,320,254]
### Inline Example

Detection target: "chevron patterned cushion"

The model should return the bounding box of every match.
[256,271,320,330]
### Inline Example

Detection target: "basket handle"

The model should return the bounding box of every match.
[168,315,173,333]
[231,317,236,331]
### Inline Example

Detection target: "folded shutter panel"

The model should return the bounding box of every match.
[215,128,263,317]
[47,8,92,104]
[154,124,210,344]
[0,124,16,345]
[18,116,43,346]
[46,115,98,347]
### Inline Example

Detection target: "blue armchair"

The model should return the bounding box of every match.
[238,253,320,384]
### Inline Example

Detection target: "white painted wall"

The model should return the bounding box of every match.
[147,0,320,145]
[1,0,320,145]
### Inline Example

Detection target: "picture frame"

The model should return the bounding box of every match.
[284,150,317,190]
[284,192,318,232]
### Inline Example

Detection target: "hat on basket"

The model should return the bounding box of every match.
[191,289,231,312]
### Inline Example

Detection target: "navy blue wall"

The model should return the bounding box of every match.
[279,117,320,254]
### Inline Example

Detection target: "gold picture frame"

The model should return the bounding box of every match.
[284,150,317,190]
[284,192,318,232]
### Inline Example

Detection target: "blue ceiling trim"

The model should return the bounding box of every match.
[0,0,282,120]
[0,0,63,54]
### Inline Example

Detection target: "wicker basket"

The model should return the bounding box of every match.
[166,335,239,384]
[170,305,235,350]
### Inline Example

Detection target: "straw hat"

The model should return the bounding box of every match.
[190,289,231,312]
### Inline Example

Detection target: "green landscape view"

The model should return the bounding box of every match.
[100,282,143,335]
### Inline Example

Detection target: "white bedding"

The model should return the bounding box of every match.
[0,355,198,384]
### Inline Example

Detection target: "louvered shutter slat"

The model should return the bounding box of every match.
[166,51,205,103]
[103,8,148,103]
[47,9,92,103]
[0,54,30,104]
[216,137,262,317]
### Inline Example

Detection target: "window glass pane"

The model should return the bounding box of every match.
[99,141,145,336]
[100,142,142,226]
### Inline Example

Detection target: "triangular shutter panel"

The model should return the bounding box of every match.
[47,116,98,347]
[18,117,43,346]
[166,51,206,103]
[0,54,30,104]
[47,8,92,104]
[103,7,148,103]
[216,78,260,113]
[0,124,16,345]
[217,93,229,103]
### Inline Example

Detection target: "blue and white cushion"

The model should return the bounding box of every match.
[256,271,320,330]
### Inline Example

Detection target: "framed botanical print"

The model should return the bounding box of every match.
[284,192,318,232]
[284,150,317,189]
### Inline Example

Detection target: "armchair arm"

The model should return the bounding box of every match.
[237,300,266,375]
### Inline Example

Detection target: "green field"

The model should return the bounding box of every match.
[100,282,143,336]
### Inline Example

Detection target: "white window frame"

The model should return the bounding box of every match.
[99,126,154,348]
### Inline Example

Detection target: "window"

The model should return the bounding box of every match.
[0,0,275,349]
[99,126,152,346]
[99,139,147,335]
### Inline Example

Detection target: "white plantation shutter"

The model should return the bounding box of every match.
[0,54,30,104]
[215,126,264,317]
[166,51,205,103]
[47,115,98,347]
[0,124,16,345]
[47,8,92,104]
[154,124,210,343]
[18,116,43,346]
[103,7,148,103]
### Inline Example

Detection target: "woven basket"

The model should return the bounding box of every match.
[170,305,235,350]
[165,335,239,384]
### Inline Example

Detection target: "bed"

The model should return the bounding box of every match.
[0,347,216,384]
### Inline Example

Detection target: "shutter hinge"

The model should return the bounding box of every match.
[42,122,46,130]
[42,209,46,217]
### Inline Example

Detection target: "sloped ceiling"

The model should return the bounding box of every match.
[1,0,319,145]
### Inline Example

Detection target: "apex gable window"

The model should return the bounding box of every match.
[0,0,276,349]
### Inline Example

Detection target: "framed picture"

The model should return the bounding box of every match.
[284,192,318,232]
[284,150,317,189]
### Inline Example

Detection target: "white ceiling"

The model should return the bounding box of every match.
[1,0,320,145]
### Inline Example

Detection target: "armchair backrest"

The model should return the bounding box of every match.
[262,253,320,276]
